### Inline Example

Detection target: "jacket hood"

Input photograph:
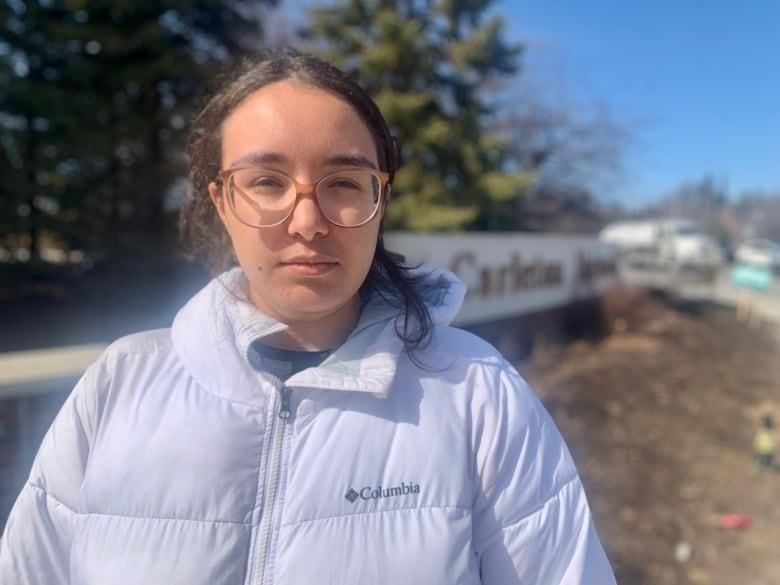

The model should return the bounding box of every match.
[171,265,466,403]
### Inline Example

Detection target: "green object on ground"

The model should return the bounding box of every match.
[730,263,772,292]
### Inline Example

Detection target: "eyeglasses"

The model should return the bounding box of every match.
[215,167,390,228]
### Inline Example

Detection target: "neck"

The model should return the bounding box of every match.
[254,297,361,351]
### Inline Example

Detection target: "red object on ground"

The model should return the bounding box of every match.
[720,513,751,530]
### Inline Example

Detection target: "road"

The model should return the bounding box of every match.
[620,263,780,327]
[683,267,780,326]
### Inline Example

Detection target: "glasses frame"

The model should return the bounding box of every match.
[214,167,390,229]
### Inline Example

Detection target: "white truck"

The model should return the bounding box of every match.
[599,219,724,289]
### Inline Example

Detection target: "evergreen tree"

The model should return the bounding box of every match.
[302,0,530,231]
[0,0,274,263]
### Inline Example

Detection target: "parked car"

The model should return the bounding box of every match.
[599,219,724,286]
[735,239,780,271]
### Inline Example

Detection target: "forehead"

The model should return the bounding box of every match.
[220,80,378,169]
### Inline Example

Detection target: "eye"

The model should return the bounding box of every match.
[234,170,288,194]
[325,176,362,190]
[250,175,286,189]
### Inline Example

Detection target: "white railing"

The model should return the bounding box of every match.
[0,344,106,398]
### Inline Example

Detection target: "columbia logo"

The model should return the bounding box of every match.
[344,482,420,504]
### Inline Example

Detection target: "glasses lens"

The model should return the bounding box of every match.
[230,169,295,227]
[317,171,381,226]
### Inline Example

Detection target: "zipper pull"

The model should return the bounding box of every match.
[278,387,292,421]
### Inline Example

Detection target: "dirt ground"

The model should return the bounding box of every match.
[518,287,780,585]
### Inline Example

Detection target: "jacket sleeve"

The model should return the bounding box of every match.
[0,368,98,585]
[471,364,616,585]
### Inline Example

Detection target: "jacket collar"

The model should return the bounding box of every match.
[171,266,465,403]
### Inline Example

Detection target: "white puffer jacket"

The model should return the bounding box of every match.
[0,267,616,585]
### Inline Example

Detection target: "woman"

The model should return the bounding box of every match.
[0,49,616,584]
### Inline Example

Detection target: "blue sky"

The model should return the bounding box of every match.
[497,0,780,205]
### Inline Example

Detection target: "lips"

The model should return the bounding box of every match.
[281,255,338,266]
[280,255,339,275]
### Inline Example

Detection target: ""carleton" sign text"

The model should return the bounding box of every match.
[451,252,563,297]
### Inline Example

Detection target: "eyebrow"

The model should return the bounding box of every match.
[229,152,286,168]
[323,154,378,170]
[229,152,378,170]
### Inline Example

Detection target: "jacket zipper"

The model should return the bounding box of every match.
[252,385,291,585]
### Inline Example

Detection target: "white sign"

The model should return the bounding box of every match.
[385,232,618,325]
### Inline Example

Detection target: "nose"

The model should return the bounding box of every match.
[286,191,329,240]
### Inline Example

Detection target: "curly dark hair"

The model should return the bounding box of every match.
[180,48,433,353]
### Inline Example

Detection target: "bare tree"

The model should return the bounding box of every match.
[734,191,780,241]
[501,88,631,233]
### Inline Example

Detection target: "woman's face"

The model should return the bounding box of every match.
[210,80,382,334]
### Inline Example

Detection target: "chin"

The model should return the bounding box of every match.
[275,290,358,322]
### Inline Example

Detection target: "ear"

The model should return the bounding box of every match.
[209,181,229,225]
